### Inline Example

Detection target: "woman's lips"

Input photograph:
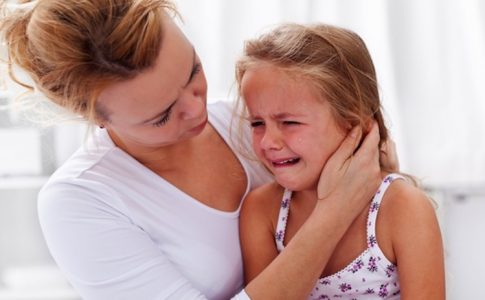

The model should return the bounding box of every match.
[190,117,208,133]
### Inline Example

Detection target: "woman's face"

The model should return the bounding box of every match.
[97,17,208,154]
[241,64,347,192]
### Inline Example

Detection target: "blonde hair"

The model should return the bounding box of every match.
[1,0,177,124]
[235,23,393,167]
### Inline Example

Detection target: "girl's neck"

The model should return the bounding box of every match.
[291,188,319,209]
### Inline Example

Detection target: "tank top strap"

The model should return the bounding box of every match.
[366,173,406,247]
[275,188,292,252]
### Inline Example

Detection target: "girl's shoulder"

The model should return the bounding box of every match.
[241,182,284,223]
[380,177,435,216]
[245,181,284,203]
[379,175,439,246]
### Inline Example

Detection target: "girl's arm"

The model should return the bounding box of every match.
[244,124,383,299]
[240,183,281,283]
[388,182,446,299]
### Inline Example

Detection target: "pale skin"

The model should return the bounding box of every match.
[96,15,384,299]
[240,64,445,299]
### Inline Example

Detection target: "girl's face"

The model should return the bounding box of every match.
[97,17,208,154]
[241,64,347,192]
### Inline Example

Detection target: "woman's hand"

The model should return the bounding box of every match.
[317,123,382,216]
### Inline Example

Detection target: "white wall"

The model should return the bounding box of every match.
[0,0,483,299]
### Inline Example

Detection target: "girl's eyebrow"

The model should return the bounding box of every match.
[271,112,301,119]
[247,112,303,120]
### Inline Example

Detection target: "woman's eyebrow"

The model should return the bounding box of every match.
[184,47,197,87]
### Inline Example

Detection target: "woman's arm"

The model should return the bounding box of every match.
[244,124,383,299]
[38,184,209,300]
[389,182,446,299]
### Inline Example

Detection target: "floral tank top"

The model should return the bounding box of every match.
[275,174,404,299]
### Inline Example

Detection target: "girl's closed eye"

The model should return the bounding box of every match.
[250,120,265,128]
[283,120,301,125]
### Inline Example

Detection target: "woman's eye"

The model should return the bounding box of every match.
[189,63,202,81]
[283,120,300,125]
[152,107,173,127]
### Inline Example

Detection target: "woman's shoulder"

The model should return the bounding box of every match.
[38,138,137,217]
[207,100,234,122]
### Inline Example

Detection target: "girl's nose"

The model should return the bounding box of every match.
[260,126,283,151]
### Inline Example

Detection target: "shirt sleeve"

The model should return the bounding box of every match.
[38,182,212,300]
[231,289,251,300]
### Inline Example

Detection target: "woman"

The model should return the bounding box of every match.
[1,1,389,299]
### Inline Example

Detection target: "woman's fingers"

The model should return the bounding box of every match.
[355,122,379,164]
[334,126,362,167]
[317,123,381,216]
[316,126,361,200]
[380,138,400,172]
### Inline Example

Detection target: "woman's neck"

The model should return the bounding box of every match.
[107,126,211,173]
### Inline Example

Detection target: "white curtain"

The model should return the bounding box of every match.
[176,0,485,187]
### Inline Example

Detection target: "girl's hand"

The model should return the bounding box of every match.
[317,123,381,215]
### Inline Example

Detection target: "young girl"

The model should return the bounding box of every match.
[236,23,445,299]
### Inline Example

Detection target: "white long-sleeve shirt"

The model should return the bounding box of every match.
[38,101,272,300]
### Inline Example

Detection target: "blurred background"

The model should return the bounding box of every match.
[0,0,484,299]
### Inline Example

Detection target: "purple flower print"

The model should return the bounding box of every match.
[319,278,331,285]
[367,256,378,272]
[365,288,375,294]
[275,230,284,241]
[338,283,352,293]
[370,201,380,213]
[384,175,394,183]
[368,235,377,248]
[281,198,290,208]
[386,264,397,277]
[349,259,364,273]
[318,295,330,299]
[378,283,389,298]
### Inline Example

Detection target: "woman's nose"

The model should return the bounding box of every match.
[178,91,205,120]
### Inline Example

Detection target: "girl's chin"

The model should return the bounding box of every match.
[277,178,318,192]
